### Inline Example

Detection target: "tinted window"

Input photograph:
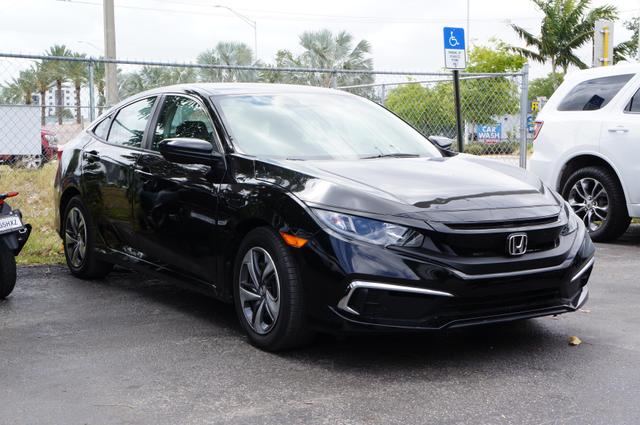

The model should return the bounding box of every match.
[107,97,156,148]
[152,96,215,151]
[558,74,634,111]
[625,87,640,113]
[93,116,111,139]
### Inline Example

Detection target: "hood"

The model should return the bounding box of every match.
[254,154,562,223]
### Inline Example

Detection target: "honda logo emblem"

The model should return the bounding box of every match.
[507,233,528,256]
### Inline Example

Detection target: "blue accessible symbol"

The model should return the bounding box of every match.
[444,27,465,50]
[443,27,466,69]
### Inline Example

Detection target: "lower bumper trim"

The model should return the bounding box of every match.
[337,280,454,316]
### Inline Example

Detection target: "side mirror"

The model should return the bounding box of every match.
[158,138,220,166]
[428,135,454,151]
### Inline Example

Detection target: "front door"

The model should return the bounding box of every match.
[600,84,640,205]
[131,94,222,285]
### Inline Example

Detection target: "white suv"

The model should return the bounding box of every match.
[530,64,640,241]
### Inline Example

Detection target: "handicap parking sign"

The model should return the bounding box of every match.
[443,27,466,69]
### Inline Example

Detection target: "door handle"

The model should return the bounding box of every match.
[84,150,100,162]
[134,165,152,175]
[608,126,629,133]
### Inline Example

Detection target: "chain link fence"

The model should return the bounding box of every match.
[0,53,530,262]
[0,53,530,166]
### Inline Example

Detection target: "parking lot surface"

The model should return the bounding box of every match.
[2,227,640,425]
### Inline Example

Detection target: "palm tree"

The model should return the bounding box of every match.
[32,63,53,126]
[93,60,106,116]
[7,69,37,104]
[614,18,638,63]
[510,0,617,75]
[117,66,198,99]
[278,29,374,89]
[197,42,256,82]
[44,44,73,125]
[0,82,24,104]
[67,53,88,124]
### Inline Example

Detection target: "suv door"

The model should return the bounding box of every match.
[131,94,222,285]
[599,79,640,204]
[82,96,157,253]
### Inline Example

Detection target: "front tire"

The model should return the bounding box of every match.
[561,166,630,242]
[233,227,313,351]
[63,196,113,279]
[0,245,16,299]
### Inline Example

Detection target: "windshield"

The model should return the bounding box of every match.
[216,92,441,160]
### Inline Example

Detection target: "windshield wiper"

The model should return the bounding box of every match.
[361,153,421,159]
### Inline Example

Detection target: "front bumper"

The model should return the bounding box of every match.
[301,224,595,332]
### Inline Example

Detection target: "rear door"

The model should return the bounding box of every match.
[599,76,640,204]
[82,96,158,253]
[131,93,222,285]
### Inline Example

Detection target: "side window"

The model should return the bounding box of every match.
[558,74,634,111]
[152,95,215,151]
[93,116,111,139]
[107,97,156,148]
[625,87,640,113]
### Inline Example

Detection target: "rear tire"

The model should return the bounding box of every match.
[0,245,16,299]
[233,227,314,351]
[63,196,113,279]
[561,166,630,242]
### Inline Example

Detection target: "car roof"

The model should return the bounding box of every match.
[563,63,640,82]
[133,83,349,98]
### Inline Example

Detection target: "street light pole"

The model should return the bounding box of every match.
[103,0,118,106]
[213,5,258,62]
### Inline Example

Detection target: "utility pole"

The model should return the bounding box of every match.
[103,0,118,106]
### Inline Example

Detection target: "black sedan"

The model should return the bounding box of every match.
[54,84,595,351]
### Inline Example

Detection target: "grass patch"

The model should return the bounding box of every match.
[0,162,64,265]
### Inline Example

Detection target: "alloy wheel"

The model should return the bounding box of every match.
[21,155,42,169]
[65,207,87,268]
[568,177,609,232]
[238,247,281,335]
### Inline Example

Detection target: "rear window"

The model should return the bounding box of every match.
[93,116,111,139]
[557,74,634,111]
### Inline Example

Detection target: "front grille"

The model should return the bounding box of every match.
[425,216,564,257]
[444,214,559,230]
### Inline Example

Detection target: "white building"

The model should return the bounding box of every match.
[32,82,93,122]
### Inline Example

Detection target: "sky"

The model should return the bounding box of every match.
[1,0,639,79]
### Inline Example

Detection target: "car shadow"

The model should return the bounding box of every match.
[610,223,640,247]
[81,266,571,368]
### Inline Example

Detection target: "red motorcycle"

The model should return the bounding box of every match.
[0,192,31,299]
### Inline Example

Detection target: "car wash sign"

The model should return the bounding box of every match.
[475,124,502,143]
[443,27,466,69]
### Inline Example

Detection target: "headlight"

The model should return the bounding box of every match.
[312,208,424,247]
[44,134,57,145]
[561,201,579,235]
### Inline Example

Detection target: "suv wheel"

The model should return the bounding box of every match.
[19,155,43,169]
[233,227,314,351]
[562,166,630,242]
[63,196,113,279]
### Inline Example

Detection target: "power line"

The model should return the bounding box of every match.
[56,0,543,24]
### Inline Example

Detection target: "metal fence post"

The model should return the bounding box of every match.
[88,59,96,122]
[519,63,529,169]
[330,69,337,89]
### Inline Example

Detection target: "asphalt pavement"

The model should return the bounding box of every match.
[1,226,640,425]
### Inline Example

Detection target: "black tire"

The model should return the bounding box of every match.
[63,196,113,279]
[561,166,630,242]
[0,245,16,299]
[233,227,314,351]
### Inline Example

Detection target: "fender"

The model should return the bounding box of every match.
[556,149,630,214]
